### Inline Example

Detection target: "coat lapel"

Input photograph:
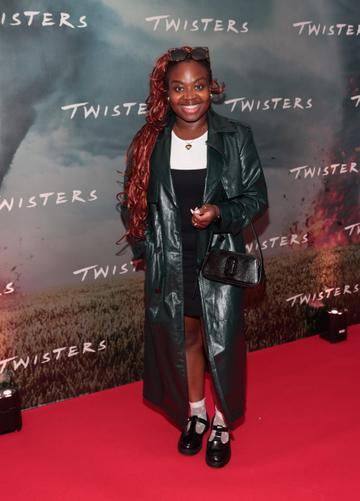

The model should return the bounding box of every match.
[204,108,238,203]
[203,124,224,204]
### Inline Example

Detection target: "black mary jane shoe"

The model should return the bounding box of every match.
[206,418,231,468]
[178,414,209,456]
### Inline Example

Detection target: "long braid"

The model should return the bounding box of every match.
[117,53,169,244]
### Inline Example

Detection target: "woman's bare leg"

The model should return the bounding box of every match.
[184,315,206,401]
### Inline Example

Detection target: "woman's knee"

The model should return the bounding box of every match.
[184,316,203,351]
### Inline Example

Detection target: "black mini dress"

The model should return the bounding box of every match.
[170,168,207,317]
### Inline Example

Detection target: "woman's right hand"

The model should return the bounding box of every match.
[131,258,146,271]
[191,204,220,229]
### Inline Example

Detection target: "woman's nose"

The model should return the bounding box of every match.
[183,88,196,100]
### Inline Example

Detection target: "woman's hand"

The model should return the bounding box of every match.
[191,204,220,229]
[131,258,146,271]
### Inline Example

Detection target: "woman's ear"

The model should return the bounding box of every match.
[210,79,226,95]
[209,79,226,104]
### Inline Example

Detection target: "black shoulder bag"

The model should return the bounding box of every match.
[201,212,264,288]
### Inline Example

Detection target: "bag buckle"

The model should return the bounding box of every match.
[224,256,238,276]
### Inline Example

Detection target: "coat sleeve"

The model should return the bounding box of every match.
[119,154,146,261]
[211,127,268,234]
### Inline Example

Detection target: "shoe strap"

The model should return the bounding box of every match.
[211,423,229,437]
[188,415,209,427]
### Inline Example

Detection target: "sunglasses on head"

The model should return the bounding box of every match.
[168,47,210,63]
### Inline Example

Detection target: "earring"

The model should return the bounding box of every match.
[167,96,170,101]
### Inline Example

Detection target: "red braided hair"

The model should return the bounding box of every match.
[117,46,225,248]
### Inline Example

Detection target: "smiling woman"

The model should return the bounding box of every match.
[118,45,268,468]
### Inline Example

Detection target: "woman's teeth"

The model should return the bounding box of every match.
[182,104,200,112]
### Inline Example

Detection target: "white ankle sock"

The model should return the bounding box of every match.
[188,397,207,433]
[208,405,229,443]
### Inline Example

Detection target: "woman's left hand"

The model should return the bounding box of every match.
[191,204,220,229]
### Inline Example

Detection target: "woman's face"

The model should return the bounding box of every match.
[166,59,211,125]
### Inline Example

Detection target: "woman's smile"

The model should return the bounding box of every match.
[181,103,202,114]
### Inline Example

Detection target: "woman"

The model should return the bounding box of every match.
[119,46,268,468]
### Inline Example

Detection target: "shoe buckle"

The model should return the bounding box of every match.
[212,424,228,438]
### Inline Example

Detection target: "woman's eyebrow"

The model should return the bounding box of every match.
[170,77,208,84]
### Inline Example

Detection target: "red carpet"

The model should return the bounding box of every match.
[2,325,360,501]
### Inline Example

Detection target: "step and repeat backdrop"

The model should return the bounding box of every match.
[0,0,359,408]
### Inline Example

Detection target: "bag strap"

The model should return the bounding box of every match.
[205,205,264,271]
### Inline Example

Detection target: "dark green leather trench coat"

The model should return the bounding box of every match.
[121,107,268,430]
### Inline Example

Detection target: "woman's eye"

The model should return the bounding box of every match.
[195,84,204,90]
[174,86,183,92]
